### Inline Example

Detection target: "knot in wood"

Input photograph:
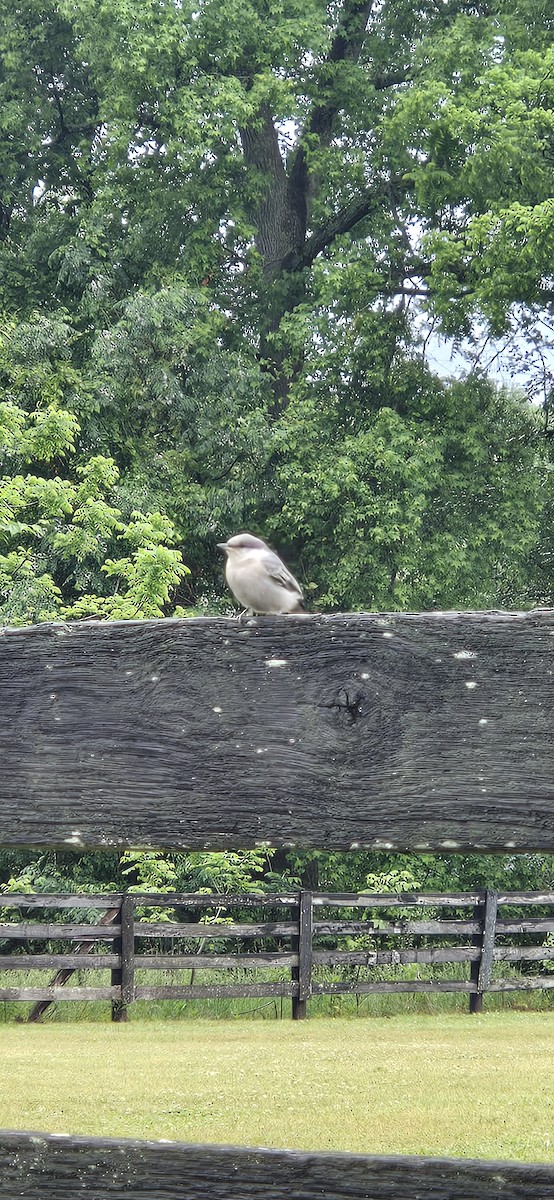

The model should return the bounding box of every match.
[331,685,366,726]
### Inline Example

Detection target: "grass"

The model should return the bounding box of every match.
[0,1012,552,1162]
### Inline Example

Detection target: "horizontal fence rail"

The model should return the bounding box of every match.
[1,890,553,1019]
[1,1132,554,1200]
[1,611,554,853]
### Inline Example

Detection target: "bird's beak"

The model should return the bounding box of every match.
[217,542,228,551]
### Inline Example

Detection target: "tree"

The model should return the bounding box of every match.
[3,1,554,902]
[0,316,189,624]
[1,0,553,606]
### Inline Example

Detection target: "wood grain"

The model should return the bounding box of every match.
[0,610,553,852]
[1,1132,553,1199]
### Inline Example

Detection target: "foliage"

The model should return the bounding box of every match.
[2,1,554,899]
[274,369,547,610]
[119,848,275,895]
[0,329,189,623]
[1,0,554,609]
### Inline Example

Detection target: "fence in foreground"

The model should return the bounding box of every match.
[2,611,554,1197]
[1,1131,553,1200]
[1,888,553,1019]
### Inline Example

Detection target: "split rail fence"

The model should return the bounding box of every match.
[1,888,553,1019]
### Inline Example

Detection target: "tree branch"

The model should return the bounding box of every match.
[282,179,414,273]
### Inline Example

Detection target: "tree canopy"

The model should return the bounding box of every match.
[1,0,553,613]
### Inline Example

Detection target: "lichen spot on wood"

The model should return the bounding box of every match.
[465,681,478,689]
[454,650,477,659]
[265,658,288,667]
[213,706,222,713]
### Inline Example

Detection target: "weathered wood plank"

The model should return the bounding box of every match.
[134,953,298,969]
[120,894,135,1006]
[477,891,499,993]
[0,954,118,970]
[488,976,554,992]
[1,611,554,852]
[313,892,486,907]
[312,948,480,966]
[0,894,122,909]
[311,946,554,966]
[298,890,313,1002]
[0,987,118,1001]
[130,892,299,907]
[134,921,296,938]
[313,891,554,907]
[496,919,554,933]
[312,980,476,994]
[315,915,554,934]
[497,892,554,905]
[494,946,554,962]
[312,919,481,934]
[292,889,312,1019]
[134,982,296,1000]
[2,1133,553,1200]
[0,923,120,940]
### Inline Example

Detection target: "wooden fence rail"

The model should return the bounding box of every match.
[1,611,554,853]
[1,1131,553,1200]
[1,890,553,1018]
[2,613,554,1197]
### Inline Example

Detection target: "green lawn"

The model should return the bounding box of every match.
[0,1013,552,1163]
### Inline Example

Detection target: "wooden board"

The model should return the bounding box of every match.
[1,611,553,852]
[1,1132,554,1199]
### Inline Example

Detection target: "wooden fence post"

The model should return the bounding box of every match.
[469,890,498,1014]
[111,894,135,1022]
[292,889,313,1021]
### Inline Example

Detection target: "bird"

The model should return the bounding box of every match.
[217,532,305,615]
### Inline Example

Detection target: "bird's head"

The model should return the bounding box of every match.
[217,533,266,556]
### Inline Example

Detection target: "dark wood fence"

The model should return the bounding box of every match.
[1,611,553,853]
[1,1131,553,1200]
[2,613,554,1197]
[2,889,553,1019]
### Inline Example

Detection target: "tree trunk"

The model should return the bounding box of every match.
[240,108,308,411]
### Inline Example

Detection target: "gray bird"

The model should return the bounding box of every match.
[217,533,304,615]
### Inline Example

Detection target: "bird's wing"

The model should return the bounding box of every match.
[261,549,303,597]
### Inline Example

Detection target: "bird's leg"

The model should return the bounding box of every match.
[237,607,254,624]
